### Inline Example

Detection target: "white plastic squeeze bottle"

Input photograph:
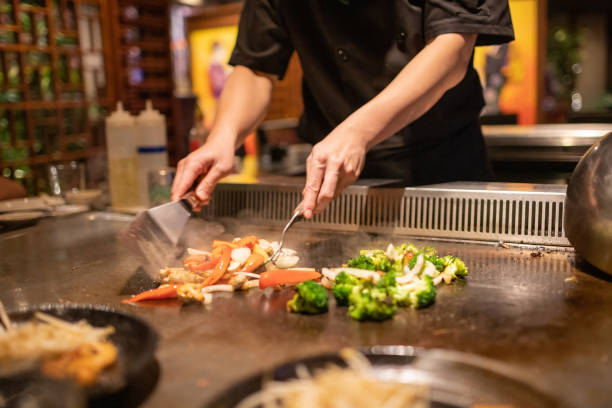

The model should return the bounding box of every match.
[105,102,141,210]
[135,100,168,207]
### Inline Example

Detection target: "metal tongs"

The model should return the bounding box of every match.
[265,202,304,265]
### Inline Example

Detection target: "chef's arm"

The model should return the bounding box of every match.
[344,32,477,149]
[303,32,478,217]
[208,65,277,149]
[172,66,276,202]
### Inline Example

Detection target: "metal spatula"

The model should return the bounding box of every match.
[121,194,199,277]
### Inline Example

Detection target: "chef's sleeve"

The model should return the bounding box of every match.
[228,0,294,79]
[424,0,515,46]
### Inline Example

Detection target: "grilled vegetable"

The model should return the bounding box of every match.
[234,235,258,249]
[376,271,396,288]
[259,269,321,289]
[201,245,232,287]
[122,285,178,303]
[186,257,219,272]
[177,283,204,303]
[347,249,392,273]
[425,255,445,272]
[212,240,239,249]
[439,255,468,283]
[332,271,359,306]
[348,282,396,321]
[391,277,435,308]
[406,275,436,309]
[240,252,265,273]
[287,281,328,314]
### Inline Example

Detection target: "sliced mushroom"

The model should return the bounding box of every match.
[229,274,248,290]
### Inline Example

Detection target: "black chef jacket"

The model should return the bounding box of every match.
[229,0,515,185]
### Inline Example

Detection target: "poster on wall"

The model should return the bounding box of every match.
[473,0,539,125]
[190,25,238,128]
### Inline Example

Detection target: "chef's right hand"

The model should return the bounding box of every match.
[171,139,235,205]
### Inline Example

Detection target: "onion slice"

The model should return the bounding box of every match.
[233,272,261,279]
[202,284,234,294]
[321,267,380,282]
[187,248,210,256]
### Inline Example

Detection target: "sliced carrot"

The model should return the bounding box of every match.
[183,254,209,265]
[252,244,269,261]
[122,285,178,303]
[186,256,220,272]
[259,269,321,289]
[240,252,265,273]
[212,240,239,250]
[201,245,232,287]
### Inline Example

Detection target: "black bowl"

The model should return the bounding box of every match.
[206,345,565,408]
[3,303,158,398]
[0,373,86,408]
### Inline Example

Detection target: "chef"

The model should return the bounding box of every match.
[171,0,514,218]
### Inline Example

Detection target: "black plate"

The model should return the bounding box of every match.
[206,345,566,408]
[3,303,158,398]
[0,373,86,408]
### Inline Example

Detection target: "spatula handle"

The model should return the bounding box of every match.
[181,192,200,212]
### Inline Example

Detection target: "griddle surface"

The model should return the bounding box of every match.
[1,213,610,408]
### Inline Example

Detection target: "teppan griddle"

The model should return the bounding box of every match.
[1,180,610,408]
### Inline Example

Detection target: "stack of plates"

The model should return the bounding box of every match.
[0,196,90,230]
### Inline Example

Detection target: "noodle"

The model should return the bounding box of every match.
[0,311,115,375]
[236,348,429,408]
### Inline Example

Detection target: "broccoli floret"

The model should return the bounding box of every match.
[376,271,396,288]
[394,243,419,263]
[347,255,375,270]
[440,256,468,282]
[421,246,438,257]
[333,271,359,306]
[396,243,419,254]
[287,280,329,314]
[391,275,436,308]
[453,257,468,277]
[409,275,436,309]
[425,255,445,272]
[407,253,419,269]
[348,283,396,321]
[391,285,412,307]
[390,258,404,275]
[348,250,392,272]
[420,260,440,279]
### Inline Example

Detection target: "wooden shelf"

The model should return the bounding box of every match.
[0,43,51,52]
[0,100,88,110]
[0,98,109,110]
[125,59,169,72]
[55,29,79,37]
[123,79,171,91]
[0,25,20,32]
[18,4,49,14]
[0,0,114,195]
[60,83,85,91]
[120,15,167,29]
[117,0,169,8]
[56,47,81,55]
[121,41,167,52]
[0,147,105,167]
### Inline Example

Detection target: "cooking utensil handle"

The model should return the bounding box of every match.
[293,201,304,216]
[180,192,200,212]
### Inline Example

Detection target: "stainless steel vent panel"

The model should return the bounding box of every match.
[201,182,569,246]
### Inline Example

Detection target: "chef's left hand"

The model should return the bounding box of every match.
[302,129,366,218]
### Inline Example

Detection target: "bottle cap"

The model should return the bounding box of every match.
[106,102,135,126]
[136,100,165,124]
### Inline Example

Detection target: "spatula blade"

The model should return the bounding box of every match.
[121,200,192,277]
